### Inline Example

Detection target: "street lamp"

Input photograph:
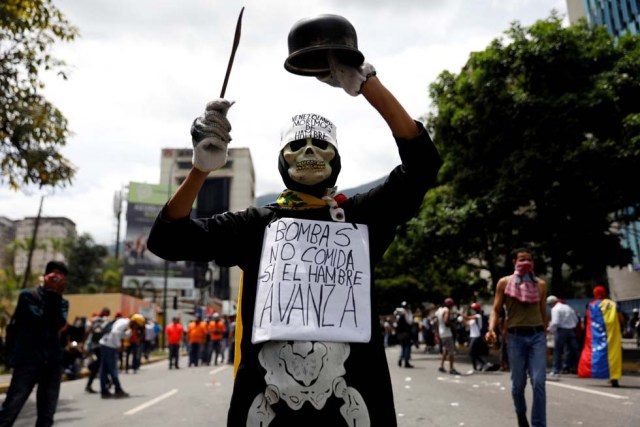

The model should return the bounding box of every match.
[113,189,124,259]
[162,159,178,349]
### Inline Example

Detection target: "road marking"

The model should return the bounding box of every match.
[209,366,228,375]
[546,381,628,399]
[124,389,178,415]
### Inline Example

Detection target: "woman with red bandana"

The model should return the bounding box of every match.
[578,286,624,387]
[486,248,548,427]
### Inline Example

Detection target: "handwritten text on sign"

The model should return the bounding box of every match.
[252,218,371,343]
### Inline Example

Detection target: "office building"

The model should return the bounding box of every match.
[159,147,255,308]
[567,0,640,36]
[13,217,76,277]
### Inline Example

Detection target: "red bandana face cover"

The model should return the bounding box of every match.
[505,260,539,303]
[515,260,534,275]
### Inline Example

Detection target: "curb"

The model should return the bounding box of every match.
[0,354,169,395]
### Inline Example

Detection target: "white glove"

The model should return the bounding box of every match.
[190,99,234,172]
[316,53,376,96]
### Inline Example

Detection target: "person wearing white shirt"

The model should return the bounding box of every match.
[546,296,579,380]
[464,303,489,371]
[98,314,145,398]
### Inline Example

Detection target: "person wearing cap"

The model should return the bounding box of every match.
[434,298,461,375]
[546,295,579,380]
[97,313,145,398]
[486,247,548,427]
[578,286,624,387]
[0,260,70,426]
[147,28,441,426]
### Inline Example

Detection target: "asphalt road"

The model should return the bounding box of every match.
[8,347,640,426]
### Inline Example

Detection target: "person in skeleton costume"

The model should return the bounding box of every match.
[147,52,441,426]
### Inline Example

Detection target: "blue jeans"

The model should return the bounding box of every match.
[552,328,579,374]
[100,346,124,395]
[507,331,547,427]
[0,364,62,427]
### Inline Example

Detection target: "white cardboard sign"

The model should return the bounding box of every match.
[252,218,371,344]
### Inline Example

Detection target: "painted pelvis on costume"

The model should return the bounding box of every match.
[246,340,370,427]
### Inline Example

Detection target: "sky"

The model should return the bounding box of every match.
[0,0,568,246]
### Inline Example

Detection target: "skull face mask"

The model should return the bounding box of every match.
[283,138,336,185]
[278,113,341,197]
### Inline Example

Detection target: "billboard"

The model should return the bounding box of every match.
[123,182,194,291]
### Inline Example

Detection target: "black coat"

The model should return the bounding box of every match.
[148,122,441,426]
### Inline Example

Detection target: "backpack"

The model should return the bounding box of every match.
[91,319,116,344]
[4,288,41,364]
[90,318,107,344]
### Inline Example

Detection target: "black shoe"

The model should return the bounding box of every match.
[101,393,113,399]
[398,359,402,367]
[404,362,414,368]
[85,386,97,394]
[438,366,446,373]
[114,390,130,398]
[449,369,461,375]
[611,379,620,388]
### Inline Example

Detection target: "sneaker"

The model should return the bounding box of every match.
[438,366,446,373]
[548,372,560,381]
[85,386,97,394]
[114,390,130,398]
[449,369,461,375]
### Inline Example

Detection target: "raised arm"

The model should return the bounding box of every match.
[360,76,418,140]
[162,99,234,221]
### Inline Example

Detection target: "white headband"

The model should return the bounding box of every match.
[280,113,338,150]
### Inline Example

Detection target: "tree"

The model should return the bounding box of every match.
[63,234,107,293]
[0,0,78,189]
[425,15,640,297]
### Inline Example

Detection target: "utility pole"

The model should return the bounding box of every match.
[22,196,44,289]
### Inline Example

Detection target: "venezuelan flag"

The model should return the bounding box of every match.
[577,298,622,380]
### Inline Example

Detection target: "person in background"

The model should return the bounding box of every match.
[143,319,158,361]
[578,286,624,387]
[0,261,69,427]
[99,313,146,398]
[546,295,579,380]
[187,316,206,367]
[435,298,461,375]
[486,247,547,427]
[207,313,227,366]
[84,307,111,394]
[395,312,414,368]
[125,320,143,373]
[227,315,236,366]
[166,316,184,369]
[464,303,489,372]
